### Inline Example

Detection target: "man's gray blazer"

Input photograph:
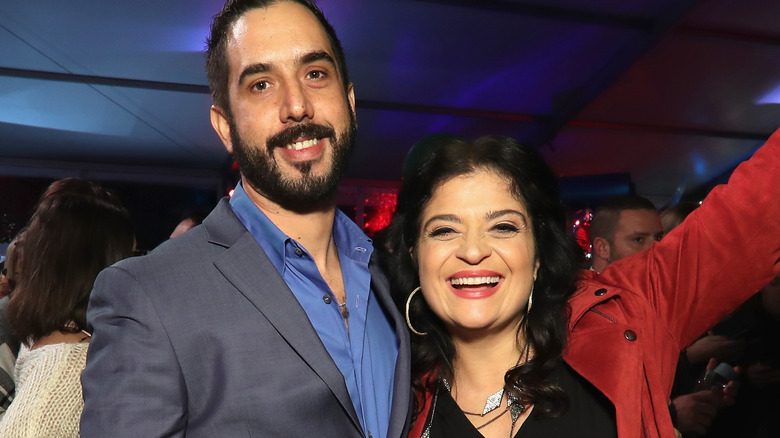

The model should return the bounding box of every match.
[80,199,411,437]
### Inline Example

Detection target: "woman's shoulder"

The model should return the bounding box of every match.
[16,340,89,378]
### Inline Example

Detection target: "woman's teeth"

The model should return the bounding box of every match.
[450,276,500,288]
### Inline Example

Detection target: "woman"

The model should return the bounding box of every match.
[381,133,780,437]
[0,178,134,437]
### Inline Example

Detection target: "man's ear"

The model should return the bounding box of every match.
[347,82,356,121]
[592,237,611,261]
[210,105,234,154]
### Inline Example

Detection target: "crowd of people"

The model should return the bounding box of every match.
[0,1,777,437]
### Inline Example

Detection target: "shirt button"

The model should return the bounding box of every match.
[594,288,607,296]
[624,330,637,341]
[294,247,304,256]
[322,295,332,304]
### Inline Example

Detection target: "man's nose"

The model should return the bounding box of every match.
[280,80,313,123]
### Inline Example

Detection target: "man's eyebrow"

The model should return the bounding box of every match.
[299,50,336,68]
[238,63,270,86]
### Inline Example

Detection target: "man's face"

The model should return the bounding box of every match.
[211,2,356,209]
[608,209,663,263]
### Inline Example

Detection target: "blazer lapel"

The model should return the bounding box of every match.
[369,257,412,438]
[206,203,363,433]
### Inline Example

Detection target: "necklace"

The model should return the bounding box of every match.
[437,377,524,437]
[441,377,509,417]
[474,405,509,430]
[338,300,349,319]
[438,343,531,437]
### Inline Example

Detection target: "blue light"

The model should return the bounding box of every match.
[756,82,780,105]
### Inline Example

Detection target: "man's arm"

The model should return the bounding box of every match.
[80,265,187,437]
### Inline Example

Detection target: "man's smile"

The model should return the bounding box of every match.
[285,137,322,151]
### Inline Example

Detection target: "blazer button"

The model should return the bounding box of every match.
[322,295,332,304]
[594,288,607,296]
[624,330,637,341]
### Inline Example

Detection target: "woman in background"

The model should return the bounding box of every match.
[0,178,134,437]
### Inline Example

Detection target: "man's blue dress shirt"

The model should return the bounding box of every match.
[230,183,398,438]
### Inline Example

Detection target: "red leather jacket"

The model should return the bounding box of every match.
[410,128,780,438]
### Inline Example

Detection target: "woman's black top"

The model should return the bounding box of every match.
[426,362,617,438]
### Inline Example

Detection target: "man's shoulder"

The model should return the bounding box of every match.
[117,200,242,273]
[120,226,212,273]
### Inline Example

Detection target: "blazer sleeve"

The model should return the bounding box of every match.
[80,265,187,437]
[601,127,780,349]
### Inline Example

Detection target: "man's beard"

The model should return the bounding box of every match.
[230,114,356,211]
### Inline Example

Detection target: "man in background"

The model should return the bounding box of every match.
[589,195,664,274]
[590,195,730,437]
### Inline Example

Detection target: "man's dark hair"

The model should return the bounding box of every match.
[206,0,350,117]
[589,195,657,245]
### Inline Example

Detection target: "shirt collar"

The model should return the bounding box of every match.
[228,182,374,270]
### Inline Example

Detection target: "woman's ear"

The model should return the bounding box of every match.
[533,259,540,281]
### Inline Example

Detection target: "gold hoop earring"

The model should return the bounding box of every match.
[406,287,428,336]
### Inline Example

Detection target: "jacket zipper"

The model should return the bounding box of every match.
[588,308,618,324]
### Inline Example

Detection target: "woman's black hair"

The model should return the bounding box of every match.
[7,178,135,342]
[379,135,583,419]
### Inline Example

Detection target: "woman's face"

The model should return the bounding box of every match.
[414,170,539,336]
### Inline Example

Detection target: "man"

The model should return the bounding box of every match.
[589,195,729,437]
[589,195,664,273]
[80,1,411,437]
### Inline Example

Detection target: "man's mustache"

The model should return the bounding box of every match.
[266,123,336,151]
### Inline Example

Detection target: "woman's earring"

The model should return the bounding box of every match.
[406,287,428,336]
[527,284,534,314]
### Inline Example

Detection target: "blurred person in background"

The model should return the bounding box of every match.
[588,195,663,274]
[0,234,23,299]
[168,209,209,239]
[595,198,740,437]
[660,202,700,236]
[702,270,780,438]
[0,178,134,437]
[0,233,23,419]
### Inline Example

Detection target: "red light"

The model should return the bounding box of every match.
[361,192,398,237]
[228,189,235,197]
